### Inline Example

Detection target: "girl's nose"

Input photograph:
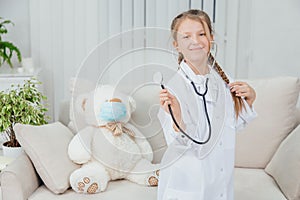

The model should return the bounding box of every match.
[191,35,201,44]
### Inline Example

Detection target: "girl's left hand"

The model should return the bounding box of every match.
[228,81,256,107]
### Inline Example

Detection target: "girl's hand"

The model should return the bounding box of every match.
[159,89,185,131]
[229,81,256,107]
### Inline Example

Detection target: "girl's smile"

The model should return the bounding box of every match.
[174,18,211,74]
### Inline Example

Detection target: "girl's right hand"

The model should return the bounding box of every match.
[159,89,182,123]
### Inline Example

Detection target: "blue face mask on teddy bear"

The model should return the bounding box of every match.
[99,101,127,122]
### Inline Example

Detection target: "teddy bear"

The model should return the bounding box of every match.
[68,85,160,194]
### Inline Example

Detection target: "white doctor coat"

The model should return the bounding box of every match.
[157,62,257,200]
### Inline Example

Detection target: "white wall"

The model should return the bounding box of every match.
[1,0,299,120]
[24,0,219,120]
[0,0,31,61]
[234,0,300,79]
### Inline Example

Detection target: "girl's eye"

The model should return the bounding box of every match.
[199,33,206,36]
[183,35,189,39]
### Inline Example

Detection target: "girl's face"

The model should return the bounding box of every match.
[174,18,212,65]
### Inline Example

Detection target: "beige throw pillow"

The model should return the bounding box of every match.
[235,77,300,168]
[14,122,80,194]
[130,85,167,163]
[265,125,300,200]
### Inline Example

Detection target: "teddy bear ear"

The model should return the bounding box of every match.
[75,94,89,114]
[128,96,136,112]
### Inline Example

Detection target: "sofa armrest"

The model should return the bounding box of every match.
[0,154,41,200]
[265,124,300,199]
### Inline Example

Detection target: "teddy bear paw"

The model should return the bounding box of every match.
[148,176,158,186]
[148,170,160,186]
[76,177,100,194]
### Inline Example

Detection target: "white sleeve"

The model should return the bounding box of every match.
[157,73,199,146]
[226,74,258,130]
[236,98,258,130]
[157,106,197,146]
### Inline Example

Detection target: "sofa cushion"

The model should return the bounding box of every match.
[28,180,157,200]
[1,154,41,200]
[14,122,80,194]
[130,85,167,164]
[235,77,300,168]
[234,168,287,200]
[265,124,300,200]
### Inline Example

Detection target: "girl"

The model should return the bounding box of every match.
[157,9,257,200]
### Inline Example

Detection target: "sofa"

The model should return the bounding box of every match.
[1,76,300,200]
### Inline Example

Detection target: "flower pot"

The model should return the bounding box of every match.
[2,141,25,158]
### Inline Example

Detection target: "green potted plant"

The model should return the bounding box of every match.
[0,78,49,156]
[0,17,22,68]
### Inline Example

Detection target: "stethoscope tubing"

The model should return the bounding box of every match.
[161,74,212,145]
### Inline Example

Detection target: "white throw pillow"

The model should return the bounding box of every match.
[14,122,80,194]
[235,77,300,168]
[265,125,300,200]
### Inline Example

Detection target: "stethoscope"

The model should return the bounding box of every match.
[158,41,218,145]
[160,67,212,145]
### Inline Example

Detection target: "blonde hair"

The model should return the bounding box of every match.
[171,9,245,118]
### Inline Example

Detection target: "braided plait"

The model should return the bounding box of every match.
[208,53,229,84]
[178,52,184,64]
[208,53,245,118]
